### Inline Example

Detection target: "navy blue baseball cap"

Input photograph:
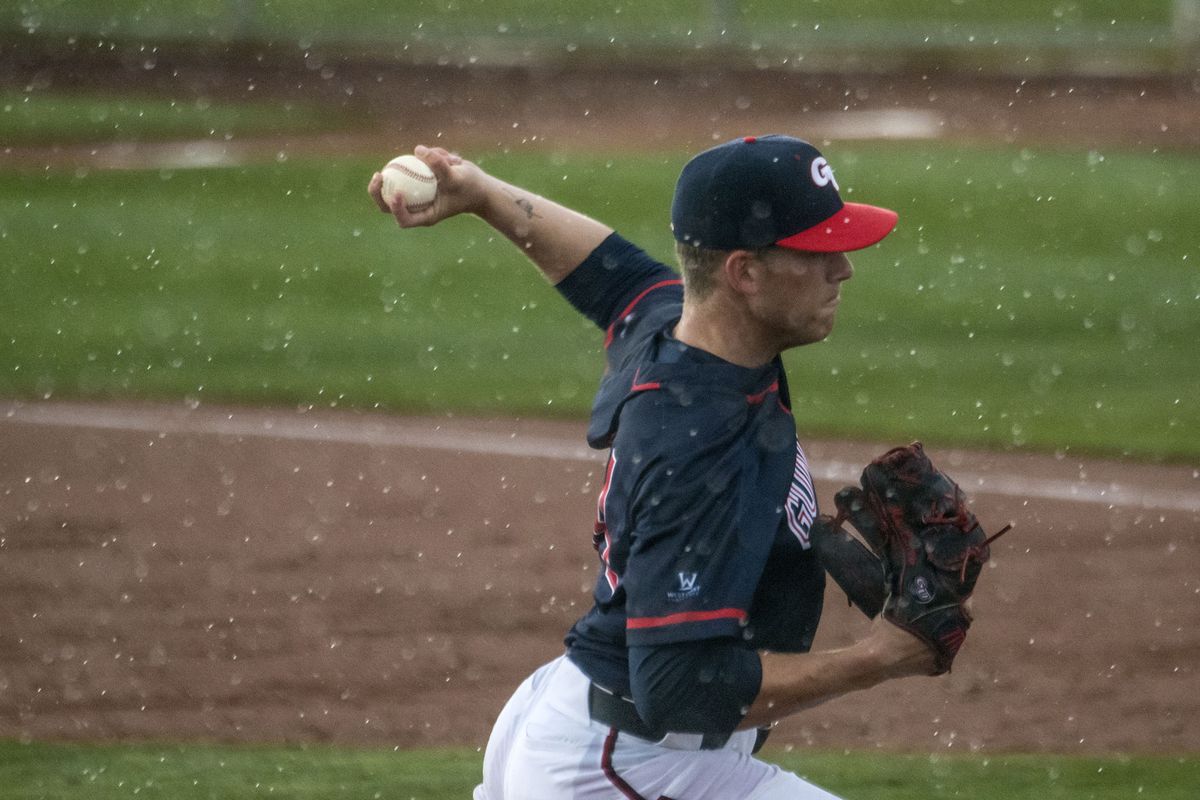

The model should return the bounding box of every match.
[670,135,898,252]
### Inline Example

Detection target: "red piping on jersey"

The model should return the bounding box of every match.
[629,368,662,393]
[604,279,683,349]
[601,728,649,800]
[745,380,779,405]
[626,608,747,630]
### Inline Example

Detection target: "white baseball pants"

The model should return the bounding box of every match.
[473,655,843,800]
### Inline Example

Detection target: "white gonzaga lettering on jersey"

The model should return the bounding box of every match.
[810,157,839,190]
[785,440,817,548]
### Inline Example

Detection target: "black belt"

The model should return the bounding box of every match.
[587,683,770,753]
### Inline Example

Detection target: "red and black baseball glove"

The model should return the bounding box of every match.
[812,442,1011,674]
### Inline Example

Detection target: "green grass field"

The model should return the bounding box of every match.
[0,91,349,146]
[2,741,1196,800]
[2,143,1196,459]
[1,0,1176,46]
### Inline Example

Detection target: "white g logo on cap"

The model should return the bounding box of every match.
[810,157,839,190]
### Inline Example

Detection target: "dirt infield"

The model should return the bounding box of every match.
[1,400,1197,755]
[3,57,1200,175]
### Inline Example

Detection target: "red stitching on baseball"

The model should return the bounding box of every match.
[387,161,436,183]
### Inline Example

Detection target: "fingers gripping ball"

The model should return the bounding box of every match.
[381,155,438,213]
[813,442,1012,674]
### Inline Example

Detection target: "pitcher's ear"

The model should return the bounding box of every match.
[722,249,764,296]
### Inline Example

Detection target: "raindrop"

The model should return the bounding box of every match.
[1124,236,1146,256]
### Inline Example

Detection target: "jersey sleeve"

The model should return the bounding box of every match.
[628,640,761,738]
[555,232,681,332]
[613,397,770,648]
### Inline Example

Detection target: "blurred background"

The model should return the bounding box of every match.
[5,0,1200,70]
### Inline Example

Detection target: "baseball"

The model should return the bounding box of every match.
[380,154,438,213]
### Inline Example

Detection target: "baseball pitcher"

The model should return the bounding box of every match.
[368,135,1005,799]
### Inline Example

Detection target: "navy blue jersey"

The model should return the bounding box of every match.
[558,234,825,696]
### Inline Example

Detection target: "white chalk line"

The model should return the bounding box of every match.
[3,401,1198,514]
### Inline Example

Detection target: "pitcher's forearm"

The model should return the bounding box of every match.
[739,621,935,731]
[738,642,883,730]
[369,146,614,285]
[476,174,613,285]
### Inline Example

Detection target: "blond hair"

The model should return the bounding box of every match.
[675,242,776,301]
[674,241,728,301]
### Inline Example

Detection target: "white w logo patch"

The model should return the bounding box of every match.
[668,571,702,602]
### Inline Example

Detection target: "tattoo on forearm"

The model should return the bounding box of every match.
[503,188,542,220]
[516,197,540,219]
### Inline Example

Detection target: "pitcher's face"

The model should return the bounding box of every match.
[747,248,855,350]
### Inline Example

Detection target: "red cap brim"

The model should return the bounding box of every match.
[775,202,898,253]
